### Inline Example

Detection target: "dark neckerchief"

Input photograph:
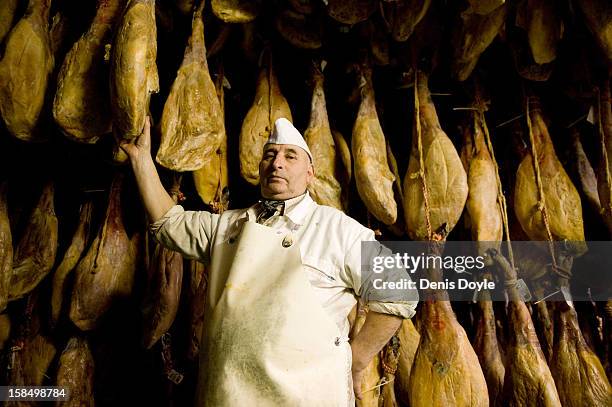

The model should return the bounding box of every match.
[256,199,286,224]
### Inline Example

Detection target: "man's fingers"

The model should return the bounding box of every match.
[132,116,151,151]
[119,142,133,156]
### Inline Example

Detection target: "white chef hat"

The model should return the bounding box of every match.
[265,118,313,163]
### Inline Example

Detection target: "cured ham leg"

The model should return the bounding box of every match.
[53,0,122,143]
[0,0,54,141]
[69,175,141,331]
[304,62,343,210]
[157,0,224,172]
[489,250,562,407]
[352,65,397,225]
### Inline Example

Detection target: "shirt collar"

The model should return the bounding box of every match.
[283,191,314,225]
[248,191,315,226]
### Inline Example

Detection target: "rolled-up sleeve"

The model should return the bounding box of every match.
[149,205,218,263]
[343,234,419,319]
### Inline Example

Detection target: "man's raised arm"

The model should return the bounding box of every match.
[120,117,175,222]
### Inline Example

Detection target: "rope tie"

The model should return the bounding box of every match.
[362,377,394,394]
[267,50,274,145]
[476,89,516,272]
[214,64,227,214]
[503,279,518,288]
[9,295,35,370]
[525,97,558,273]
[596,87,612,216]
[414,71,433,241]
[161,333,183,384]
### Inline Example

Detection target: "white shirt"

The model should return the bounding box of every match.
[150,192,418,338]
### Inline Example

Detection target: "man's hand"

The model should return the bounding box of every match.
[120,116,175,222]
[350,311,402,400]
[120,116,152,164]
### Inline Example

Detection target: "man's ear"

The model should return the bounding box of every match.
[306,163,315,183]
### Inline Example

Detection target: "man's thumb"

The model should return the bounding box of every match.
[119,140,133,154]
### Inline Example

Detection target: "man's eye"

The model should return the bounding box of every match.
[287,155,296,160]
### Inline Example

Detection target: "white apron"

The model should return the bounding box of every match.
[195,219,353,406]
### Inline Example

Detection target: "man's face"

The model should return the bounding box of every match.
[259,144,314,200]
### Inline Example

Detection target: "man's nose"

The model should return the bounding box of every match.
[271,154,285,169]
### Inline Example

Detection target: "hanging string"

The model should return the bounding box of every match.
[267,48,274,143]
[475,94,516,272]
[361,377,394,394]
[596,87,612,218]
[525,97,558,273]
[94,175,121,270]
[214,62,227,214]
[413,71,433,241]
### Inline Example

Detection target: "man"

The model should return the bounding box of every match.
[122,117,418,406]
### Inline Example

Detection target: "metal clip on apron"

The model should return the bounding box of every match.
[196,219,352,406]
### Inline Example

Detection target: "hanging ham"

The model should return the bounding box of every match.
[327,0,376,26]
[394,319,420,405]
[0,0,54,141]
[69,175,141,331]
[0,313,9,351]
[142,183,183,349]
[523,0,564,64]
[352,304,382,407]
[461,109,504,246]
[187,260,208,361]
[489,250,562,407]
[0,182,11,312]
[9,182,58,302]
[408,292,489,407]
[596,81,612,236]
[379,336,400,407]
[569,127,601,214]
[110,0,159,142]
[0,0,18,45]
[56,337,95,407]
[549,305,612,406]
[6,293,57,395]
[514,97,586,248]
[575,0,612,68]
[352,65,397,225]
[472,288,505,406]
[304,62,343,210]
[193,64,229,211]
[332,129,352,211]
[380,0,431,42]
[468,0,505,15]
[288,0,315,15]
[176,0,195,15]
[239,51,292,185]
[460,107,506,404]
[451,3,507,81]
[404,84,485,403]
[211,0,260,23]
[50,200,94,327]
[275,7,323,50]
[403,71,468,240]
[157,0,224,172]
[53,0,122,143]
